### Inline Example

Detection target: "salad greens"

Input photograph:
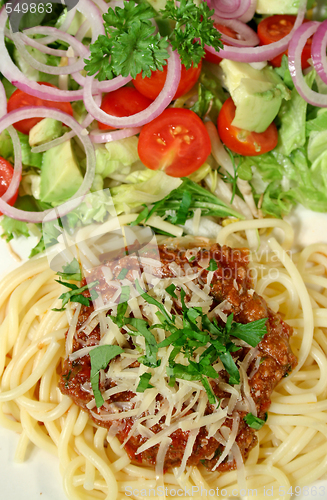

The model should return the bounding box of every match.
[1,1,327,253]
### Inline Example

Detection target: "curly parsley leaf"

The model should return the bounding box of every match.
[244,412,268,430]
[85,0,222,80]
[161,0,223,69]
[90,345,124,408]
[84,1,169,81]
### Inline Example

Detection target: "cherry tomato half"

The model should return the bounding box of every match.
[138,108,211,177]
[97,87,153,130]
[7,82,74,135]
[204,23,239,64]
[133,61,202,101]
[217,97,278,156]
[257,15,312,68]
[0,157,19,215]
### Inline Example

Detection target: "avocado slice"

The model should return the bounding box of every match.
[220,60,290,133]
[29,118,63,148]
[40,140,83,204]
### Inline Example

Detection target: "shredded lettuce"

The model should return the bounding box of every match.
[111,170,182,214]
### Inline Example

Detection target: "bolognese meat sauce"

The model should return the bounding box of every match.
[59,243,297,471]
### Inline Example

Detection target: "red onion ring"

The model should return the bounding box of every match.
[0,0,105,102]
[205,0,306,62]
[3,126,22,203]
[0,108,96,222]
[71,65,132,93]
[31,95,102,153]
[0,81,22,202]
[0,79,6,117]
[83,47,181,128]
[75,20,91,42]
[90,127,142,144]
[12,29,88,75]
[211,0,251,20]
[311,19,327,86]
[4,29,68,57]
[238,0,257,23]
[289,21,327,107]
[213,15,259,47]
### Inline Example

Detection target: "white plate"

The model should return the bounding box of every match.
[1,205,327,500]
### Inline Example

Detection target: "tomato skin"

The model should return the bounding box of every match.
[257,15,312,69]
[97,87,153,130]
[138,108,211,177]
[204,23,239,64]
[0,157,19,215]
[217,97,278,156]
[132,61,202,101]
[7,82,74,135]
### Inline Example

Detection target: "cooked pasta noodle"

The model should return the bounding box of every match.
[1,219,327,500]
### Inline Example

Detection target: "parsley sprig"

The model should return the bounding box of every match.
[84,0,223,81]
[161,0,223,69]
[84,1,169,81]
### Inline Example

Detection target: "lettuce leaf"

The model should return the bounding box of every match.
[111,170,182,214]
[240,148,327,217]
[277,71,316,157]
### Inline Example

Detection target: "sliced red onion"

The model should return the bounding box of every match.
[0,107,96,222]
[75,20,91,42]
[211,0,251,20]
[238,0,257,23]
[31,130,76,154]
[84,47,181,128]
[0,79,6,118]
[31,95,102,153]
[0,9,83,102]
[311,19,327,85]
[4,29,68,57]
[12,29,88,75]
[2,126,22,203]
[289,21,327,107]
[213,15,259,47]
[206,0,306,62]
[0,0,105,102]
[71,65,132,93]
[0,61,22,200]
[90,127,142,144]
[31,6,78,45]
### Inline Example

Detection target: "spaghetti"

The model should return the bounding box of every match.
[1,218,327,500]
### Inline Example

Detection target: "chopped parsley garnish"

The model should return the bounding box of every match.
[136,372,154,392]
[207,259,218,271]
[56,258,82,281]
[117,268,128,280]
[88,279,268,409]
[244,412,268,430]
[165,283,177,299]
[130,178,242,228]
[84,0,223,81]
[52,280,99,312]
[90,345,124,408]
